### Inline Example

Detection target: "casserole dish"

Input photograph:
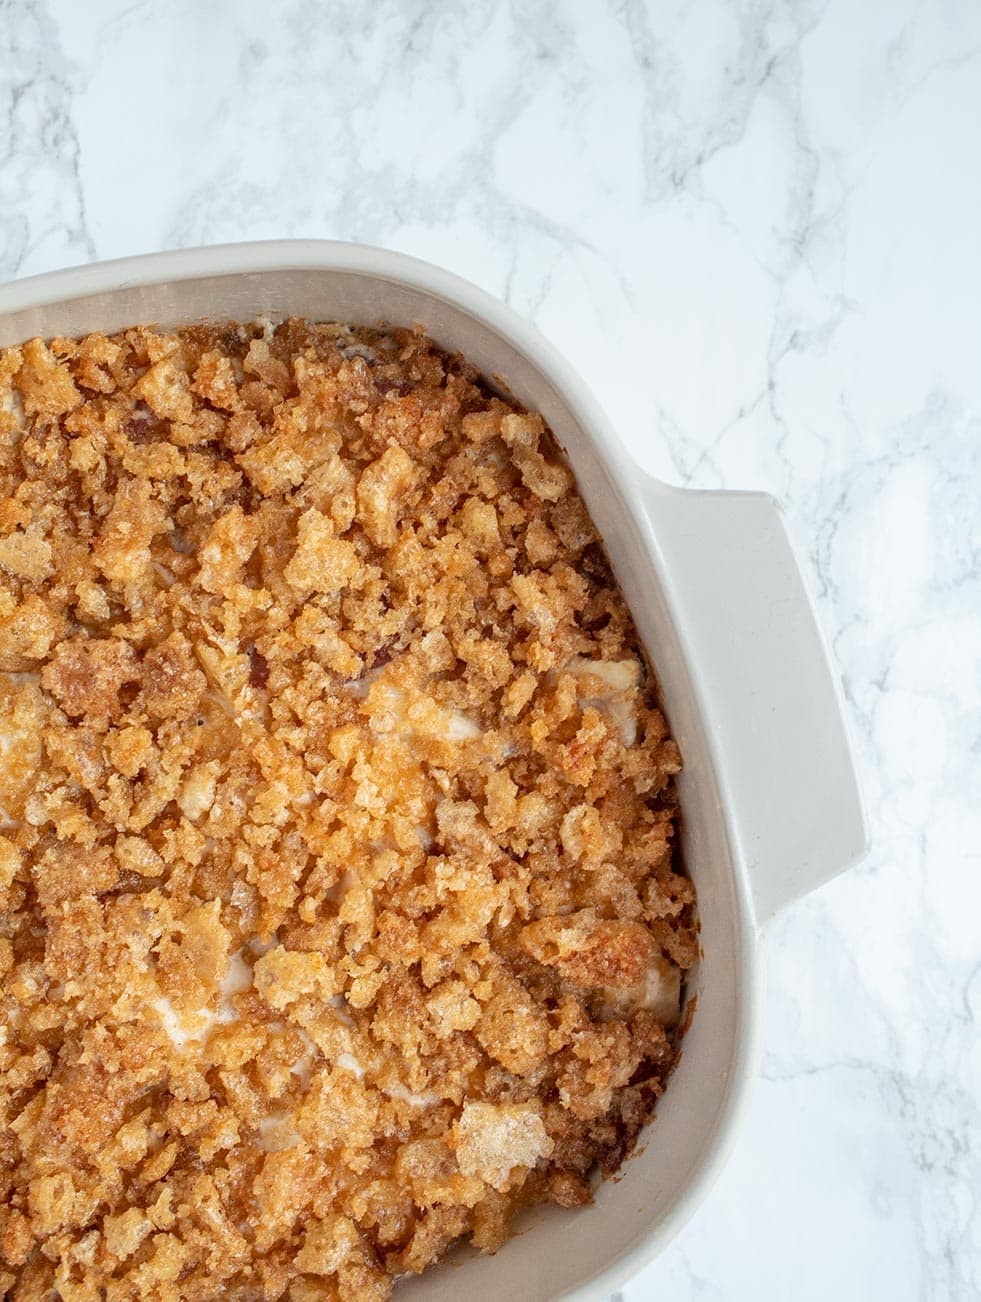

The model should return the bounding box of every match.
[0,241,868,1300]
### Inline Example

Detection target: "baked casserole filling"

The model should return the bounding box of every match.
[0,320,696,1300]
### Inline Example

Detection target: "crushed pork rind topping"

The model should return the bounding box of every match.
[0,320,695,1300]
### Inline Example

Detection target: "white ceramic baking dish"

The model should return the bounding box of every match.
[0,241,868,1301]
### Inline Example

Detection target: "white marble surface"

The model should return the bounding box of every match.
[2,1,979,1298]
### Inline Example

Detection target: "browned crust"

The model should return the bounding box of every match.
[0,320,697,1300]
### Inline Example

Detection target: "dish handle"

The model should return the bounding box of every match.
[639,482,869,925]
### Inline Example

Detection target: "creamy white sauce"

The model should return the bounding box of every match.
[347,677,481,745]
[215,947,253,1023]
[335,1051,364,1079]
[177,763,219,822]
[152,945,256,1048]
[600,954,682,1027]
[2,389,24,430]
[445,710,481,741]
[638,956,682,1025]
[246,933,279,957]
[152,561,177,587]
[344,668,380,701]
[150,994,211,1050]
[330,994,355,1027]
[258,1111,302,1152]
[383,1082,440,1109]
[563,658,641,747]
[289,1028,317,1086]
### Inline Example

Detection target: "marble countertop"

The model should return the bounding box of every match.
[2,1,979,1298]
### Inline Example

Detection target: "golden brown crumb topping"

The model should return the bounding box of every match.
[0,319,695,1300]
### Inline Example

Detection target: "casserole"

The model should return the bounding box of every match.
[0,241,868,1300]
